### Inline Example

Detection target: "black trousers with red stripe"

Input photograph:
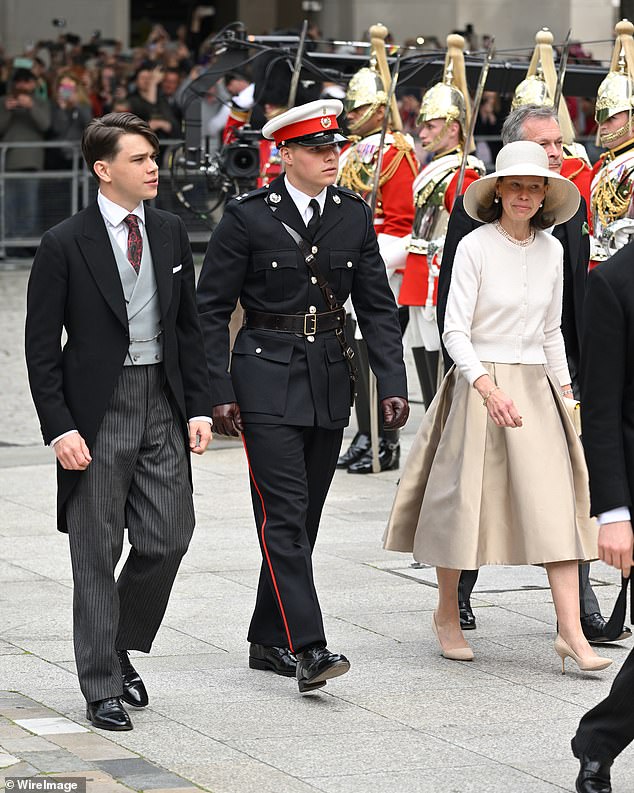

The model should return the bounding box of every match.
[242,423,344,653]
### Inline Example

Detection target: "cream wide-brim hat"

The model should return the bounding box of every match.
[463,140,580,227]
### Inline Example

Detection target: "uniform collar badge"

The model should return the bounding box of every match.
[269,192,282,204]
[333,194,341,204]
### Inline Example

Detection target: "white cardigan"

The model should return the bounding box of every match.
[443,223,571,387]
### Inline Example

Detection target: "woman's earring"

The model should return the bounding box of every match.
[494,195,499,204]
[539,202,544,207]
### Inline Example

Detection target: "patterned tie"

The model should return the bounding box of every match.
[306,198,321,239]
[123,214,142,275]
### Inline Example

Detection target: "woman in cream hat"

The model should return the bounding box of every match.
[384,140,611,673]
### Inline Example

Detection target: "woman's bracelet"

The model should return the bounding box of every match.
[482,386,500,406]
[562,388,574,397]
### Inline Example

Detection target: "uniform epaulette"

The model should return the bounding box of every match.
[232,185,270,204]
[334,186,365,202]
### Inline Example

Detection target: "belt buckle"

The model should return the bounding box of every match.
[303,313,317,335]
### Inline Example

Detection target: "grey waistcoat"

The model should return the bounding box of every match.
[107,224,163,366]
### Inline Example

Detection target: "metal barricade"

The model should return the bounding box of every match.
[0,139,215,259]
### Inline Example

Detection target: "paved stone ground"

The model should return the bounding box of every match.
[2,264,634,792]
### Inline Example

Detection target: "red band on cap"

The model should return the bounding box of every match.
[274,115,338,145]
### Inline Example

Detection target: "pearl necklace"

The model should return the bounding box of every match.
[494,220,535,247]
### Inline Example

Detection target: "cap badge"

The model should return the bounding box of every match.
[321,116,332,129]
[333,194,341,204]
[269,193,281,204]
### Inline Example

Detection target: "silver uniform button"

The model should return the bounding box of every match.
[309,306,317,313]
[311,245,318,254]
[307,335,315,343]
[311,276,317,284]
[255,347,262,354]
[271,261,278,268]
[347,261,353,268]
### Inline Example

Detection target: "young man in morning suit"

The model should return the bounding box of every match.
[25,112,212,731]
[437,104,631,646]
[197,100,409,693]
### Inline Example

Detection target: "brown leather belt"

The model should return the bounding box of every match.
[244,308,346,336]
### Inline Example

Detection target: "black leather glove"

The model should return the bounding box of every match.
[381,396,409,430]
[212,402,244,437]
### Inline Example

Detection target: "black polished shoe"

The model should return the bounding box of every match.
[337,432,371,469]
[249,643,297,677]
[575,755,612,793]
[459,600,477,630]
[117,650,149,708]
[296,647,350,694]
[581,612,633,645]
[347,439,400,474]
[86,697,133,731]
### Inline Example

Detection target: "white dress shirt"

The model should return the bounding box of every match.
[284,176,327,225]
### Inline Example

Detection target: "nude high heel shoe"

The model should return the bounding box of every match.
[554,634,613,674]
[432,613,474,661]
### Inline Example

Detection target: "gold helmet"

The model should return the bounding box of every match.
[595,19,634,125]
[512,71,552,110]
[344,23,401,134]
[343,60,387,116]
[511,28,575,144]
[417,34,470,146]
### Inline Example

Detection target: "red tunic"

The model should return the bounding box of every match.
[560,156,592,225]
[374,144,417,238]
[399,168,480,306]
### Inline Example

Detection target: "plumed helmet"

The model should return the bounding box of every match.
[512,72,553,110]
[595,19,634,123]
[343,63,387,114]
[417,34,469,137]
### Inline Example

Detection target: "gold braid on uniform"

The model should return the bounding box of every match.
[339,131,417,199]
[592,158,634,228]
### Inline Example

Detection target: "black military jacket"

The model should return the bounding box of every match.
[197,174,407,429]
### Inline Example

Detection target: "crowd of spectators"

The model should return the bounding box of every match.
[0,13,602,251]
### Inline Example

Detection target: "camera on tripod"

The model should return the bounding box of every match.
[220,126,261,182]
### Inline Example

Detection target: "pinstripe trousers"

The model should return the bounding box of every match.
[65,365,195,702]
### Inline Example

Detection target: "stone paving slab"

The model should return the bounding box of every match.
[4,267,634,792]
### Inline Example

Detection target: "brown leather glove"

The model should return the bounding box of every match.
[212,402,244,437]
[381,396,410,430]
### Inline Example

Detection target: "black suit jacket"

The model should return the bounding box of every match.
[437,195,589,377]
[196,175,407,429]
[25,202,211,531]
[580,245,634,516]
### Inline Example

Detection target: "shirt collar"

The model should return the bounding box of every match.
[97,191,146,229]
[284,176,327,219]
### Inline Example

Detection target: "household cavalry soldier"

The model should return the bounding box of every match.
[337,23,418,474]
[511,27,593,213]
[398,34,485,409]
[590,19,634,266]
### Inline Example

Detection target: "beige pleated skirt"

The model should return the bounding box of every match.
[384,363,598,569]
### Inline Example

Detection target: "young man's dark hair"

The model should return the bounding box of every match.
[81,112,159,180]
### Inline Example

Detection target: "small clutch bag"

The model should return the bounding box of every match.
[562,397,582,435]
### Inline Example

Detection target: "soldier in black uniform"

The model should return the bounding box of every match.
[197,99,409,693]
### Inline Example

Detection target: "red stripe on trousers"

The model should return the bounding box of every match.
[241,434,295,653]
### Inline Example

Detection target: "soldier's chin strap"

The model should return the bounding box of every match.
[421,120,453,153]
[600,117,633,147]
[347,103,384,134]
